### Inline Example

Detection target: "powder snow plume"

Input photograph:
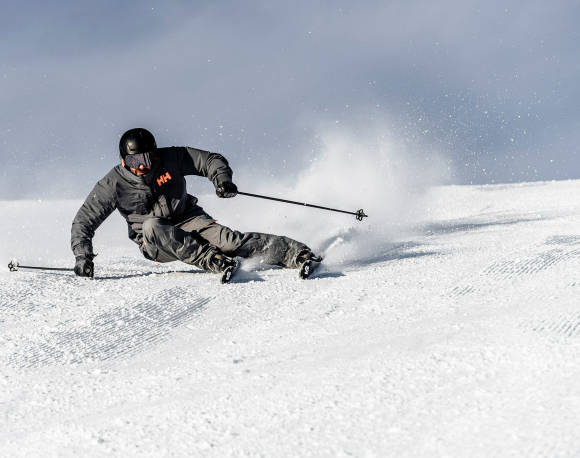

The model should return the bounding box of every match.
[208,126,450,267]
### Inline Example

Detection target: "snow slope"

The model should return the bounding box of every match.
[1,179,580,457]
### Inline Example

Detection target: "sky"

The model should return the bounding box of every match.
[1,0,579,199]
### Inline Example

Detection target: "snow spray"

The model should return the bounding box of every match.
[207,125,450,267]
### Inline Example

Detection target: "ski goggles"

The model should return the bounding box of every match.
[124,152,154,169]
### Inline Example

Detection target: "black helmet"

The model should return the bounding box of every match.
[119,128,157,159]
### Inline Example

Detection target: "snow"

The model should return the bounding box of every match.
[2,179,580,457]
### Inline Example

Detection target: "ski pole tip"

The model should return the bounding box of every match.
[8,259,19,272]
[356,209,368,221]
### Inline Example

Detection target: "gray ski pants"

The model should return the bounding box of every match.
[141,208,307,271]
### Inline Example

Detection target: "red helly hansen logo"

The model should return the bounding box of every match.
[157,172,172,186]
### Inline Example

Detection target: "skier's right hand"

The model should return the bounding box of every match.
[74,255,94,278]
[215,181,238,198]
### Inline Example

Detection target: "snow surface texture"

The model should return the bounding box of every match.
[2,177,580,455]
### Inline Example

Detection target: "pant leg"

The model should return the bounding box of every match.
[141,217,215,269]
[178,210,309,268]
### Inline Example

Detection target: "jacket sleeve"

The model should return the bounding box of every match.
[180,147,234,187]
[70,176,117,258]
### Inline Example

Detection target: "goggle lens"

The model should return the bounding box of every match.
[125,152,153,169]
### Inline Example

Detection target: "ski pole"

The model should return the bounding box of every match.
[237,191,368,221]
[8,260,72,273]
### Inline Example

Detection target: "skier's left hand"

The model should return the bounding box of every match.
[216,181,238,198]
[74,255,94,278]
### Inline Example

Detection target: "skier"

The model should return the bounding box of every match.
[71,128,321,281]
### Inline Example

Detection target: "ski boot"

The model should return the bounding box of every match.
[208,250,239,284]
[296,248,323,280]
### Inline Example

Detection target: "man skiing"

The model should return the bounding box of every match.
[71,128,321,281]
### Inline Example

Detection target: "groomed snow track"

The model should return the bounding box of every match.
[1,180,580,457]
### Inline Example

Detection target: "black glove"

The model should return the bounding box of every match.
[215,181,238,198]
[74,255,94,278]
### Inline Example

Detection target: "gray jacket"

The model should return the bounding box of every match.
[71,146,233,258]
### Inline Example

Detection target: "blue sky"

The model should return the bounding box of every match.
[1,0,579,198]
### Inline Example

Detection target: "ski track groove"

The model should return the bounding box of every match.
[544,235,580,246]
[7,286,211,369]
[529,310,580,338]
[447,242,580,298]
[483,248,580,279]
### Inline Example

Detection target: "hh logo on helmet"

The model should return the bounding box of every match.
[157,172,172,187]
